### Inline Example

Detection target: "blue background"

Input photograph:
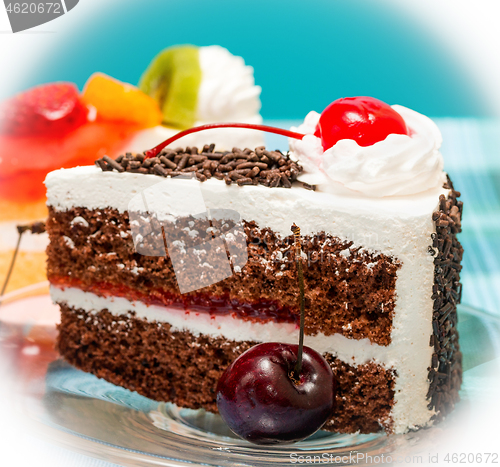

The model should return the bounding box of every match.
[9,0,490,118]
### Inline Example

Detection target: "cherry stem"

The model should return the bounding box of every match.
[143,123,306,159]
[0,230,23,304]
[291,224,305,382]
[0,222,46,305]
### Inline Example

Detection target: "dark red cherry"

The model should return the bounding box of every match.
[314,96,408,150]
[216,342,335,445]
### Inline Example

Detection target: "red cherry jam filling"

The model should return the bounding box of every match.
[314,96,408,150]
[49,276,299,325]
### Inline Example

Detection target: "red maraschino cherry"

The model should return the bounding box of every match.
[216,224,336,445]
[314,96,408,150]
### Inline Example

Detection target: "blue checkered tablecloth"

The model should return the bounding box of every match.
[437,119,500,316]
[266,118,500,317]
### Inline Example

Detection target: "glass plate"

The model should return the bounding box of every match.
[1,283,499,467]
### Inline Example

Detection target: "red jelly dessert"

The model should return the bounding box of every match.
[0,78,162,205]
[0,76,162,294]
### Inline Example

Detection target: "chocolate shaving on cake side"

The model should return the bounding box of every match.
[95,145,316,190]
[427,176,463,420]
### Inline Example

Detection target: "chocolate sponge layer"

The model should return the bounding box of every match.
[47,207,400,345]
[57,305,396,434]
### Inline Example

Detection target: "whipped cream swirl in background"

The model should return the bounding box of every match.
[126,45,264,151]
[197,45,262,123]
[289,105,445,197]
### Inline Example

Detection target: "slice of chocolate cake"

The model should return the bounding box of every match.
[45,98,463,435]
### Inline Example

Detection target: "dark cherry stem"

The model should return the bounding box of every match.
[143,123,306,159]
[0,230,23,303]
[290,224,305,381]
[0,222,46,304]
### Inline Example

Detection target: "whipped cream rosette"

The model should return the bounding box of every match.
[290,105,445,197]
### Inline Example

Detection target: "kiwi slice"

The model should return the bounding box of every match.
[139,45,201,129]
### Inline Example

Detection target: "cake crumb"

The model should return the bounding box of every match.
[70,216,89,228]
[63,236,75,249]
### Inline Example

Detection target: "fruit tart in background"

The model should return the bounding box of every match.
[0,78,162,292]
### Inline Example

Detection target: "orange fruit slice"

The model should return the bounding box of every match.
[82,73,162,128]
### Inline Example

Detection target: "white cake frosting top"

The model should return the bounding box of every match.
[45,166,447,253]
[289,105,444,197]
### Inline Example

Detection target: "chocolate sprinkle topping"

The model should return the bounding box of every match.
[95,145,308,189]
[427,176,463,420]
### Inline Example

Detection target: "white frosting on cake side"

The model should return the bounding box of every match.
[45,166,446,433]
[290,105,444,197]
[45,166,445,251]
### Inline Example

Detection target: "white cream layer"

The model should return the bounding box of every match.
[45,166,445,251]
[45,166,445,433]
[50,286,392,364]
